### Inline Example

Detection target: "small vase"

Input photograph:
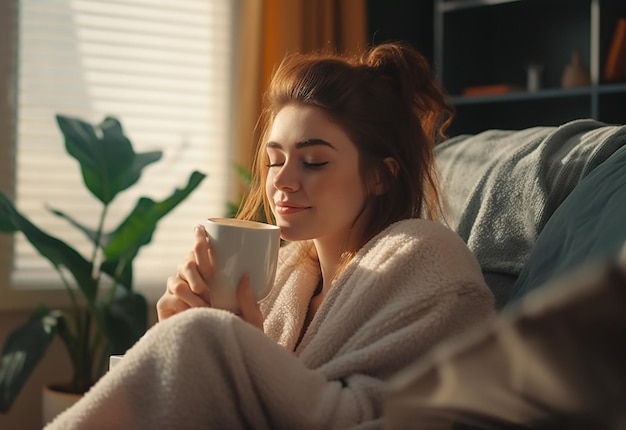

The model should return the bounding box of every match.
[561,49,591,88]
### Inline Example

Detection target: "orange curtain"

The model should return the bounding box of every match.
[261,0,367,90]
[232,0,367,187]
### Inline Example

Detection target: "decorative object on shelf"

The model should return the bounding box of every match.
[561,49,591,88]
[604,17,626,83]
[526,63,543,92]
[0,115,206,419]
[462,84,523,97]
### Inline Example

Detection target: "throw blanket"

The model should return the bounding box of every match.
[435,119,626,308]
[45,219,494,430]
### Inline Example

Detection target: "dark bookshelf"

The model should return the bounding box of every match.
[435,0,626,135]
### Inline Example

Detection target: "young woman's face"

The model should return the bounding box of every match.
[265,104,367,245]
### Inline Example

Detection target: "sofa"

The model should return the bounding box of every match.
[383,119,626,429]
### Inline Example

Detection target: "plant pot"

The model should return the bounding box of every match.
[42,385,82,426]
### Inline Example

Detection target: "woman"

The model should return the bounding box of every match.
[45,42,494,430]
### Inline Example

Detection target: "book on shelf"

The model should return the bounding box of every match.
[603,17,626,83]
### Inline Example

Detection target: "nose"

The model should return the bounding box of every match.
[271,161,299,192]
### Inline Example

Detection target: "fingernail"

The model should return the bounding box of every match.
[194,224,209,241]
[193,224,205,232]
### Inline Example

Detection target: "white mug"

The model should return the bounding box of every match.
[203,218,280,313]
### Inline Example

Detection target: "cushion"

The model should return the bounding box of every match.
[507,144,626,304]
[435,119,626,308]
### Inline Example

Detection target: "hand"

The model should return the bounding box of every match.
[156,225,213,321]
[156,225,265,330]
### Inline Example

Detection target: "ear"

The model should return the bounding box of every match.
[372,157,399,196]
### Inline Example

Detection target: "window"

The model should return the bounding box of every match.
[2,0,236,307]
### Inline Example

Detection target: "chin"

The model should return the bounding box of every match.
[275,223,313,242]
[277,228,301,242]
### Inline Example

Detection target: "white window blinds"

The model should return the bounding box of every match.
[13,0,235,295]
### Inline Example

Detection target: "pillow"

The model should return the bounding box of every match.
[436,119,626,308]
[507,144,626,304]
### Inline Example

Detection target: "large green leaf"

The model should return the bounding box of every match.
[56,115,162,205]
[48,207,98,245]
[0,307,63,412]
[0,192,97,301]
[101,170,206,267]
[99,290,148,355]
[0,213,18,233]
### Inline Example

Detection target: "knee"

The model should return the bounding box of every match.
[159,307,239,344]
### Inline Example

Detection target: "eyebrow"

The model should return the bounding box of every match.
[265,138,336,150]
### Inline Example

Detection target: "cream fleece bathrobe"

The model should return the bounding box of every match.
[45,219,494,430]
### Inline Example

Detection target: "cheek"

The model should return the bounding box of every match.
[346,179,368,209]
[324,171,366,208]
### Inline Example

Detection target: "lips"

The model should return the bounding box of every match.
[274,201,310,215]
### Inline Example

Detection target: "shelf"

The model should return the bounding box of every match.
[451,87,592,105]
[451,83,626,105]
[439,0,523,13]
[598,82,626,93]
[435,0,626,135]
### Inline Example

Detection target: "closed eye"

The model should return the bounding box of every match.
[303,161,328,169]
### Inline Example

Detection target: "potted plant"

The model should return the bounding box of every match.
[0,114,206,415]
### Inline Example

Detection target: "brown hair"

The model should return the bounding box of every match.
[238,42,453,249]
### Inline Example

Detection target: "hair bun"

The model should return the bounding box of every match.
[361,43,452,143]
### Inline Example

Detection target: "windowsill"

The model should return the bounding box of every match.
[0,285,73,312]
[0,281,162,312]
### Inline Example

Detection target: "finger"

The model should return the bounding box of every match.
[156,293,191,321]
[236,274,264,330]
[167,271,211,307]
[193,225,213,282]
[178,252,213,303]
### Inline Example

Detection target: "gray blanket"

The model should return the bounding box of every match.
[435,119,626,308]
